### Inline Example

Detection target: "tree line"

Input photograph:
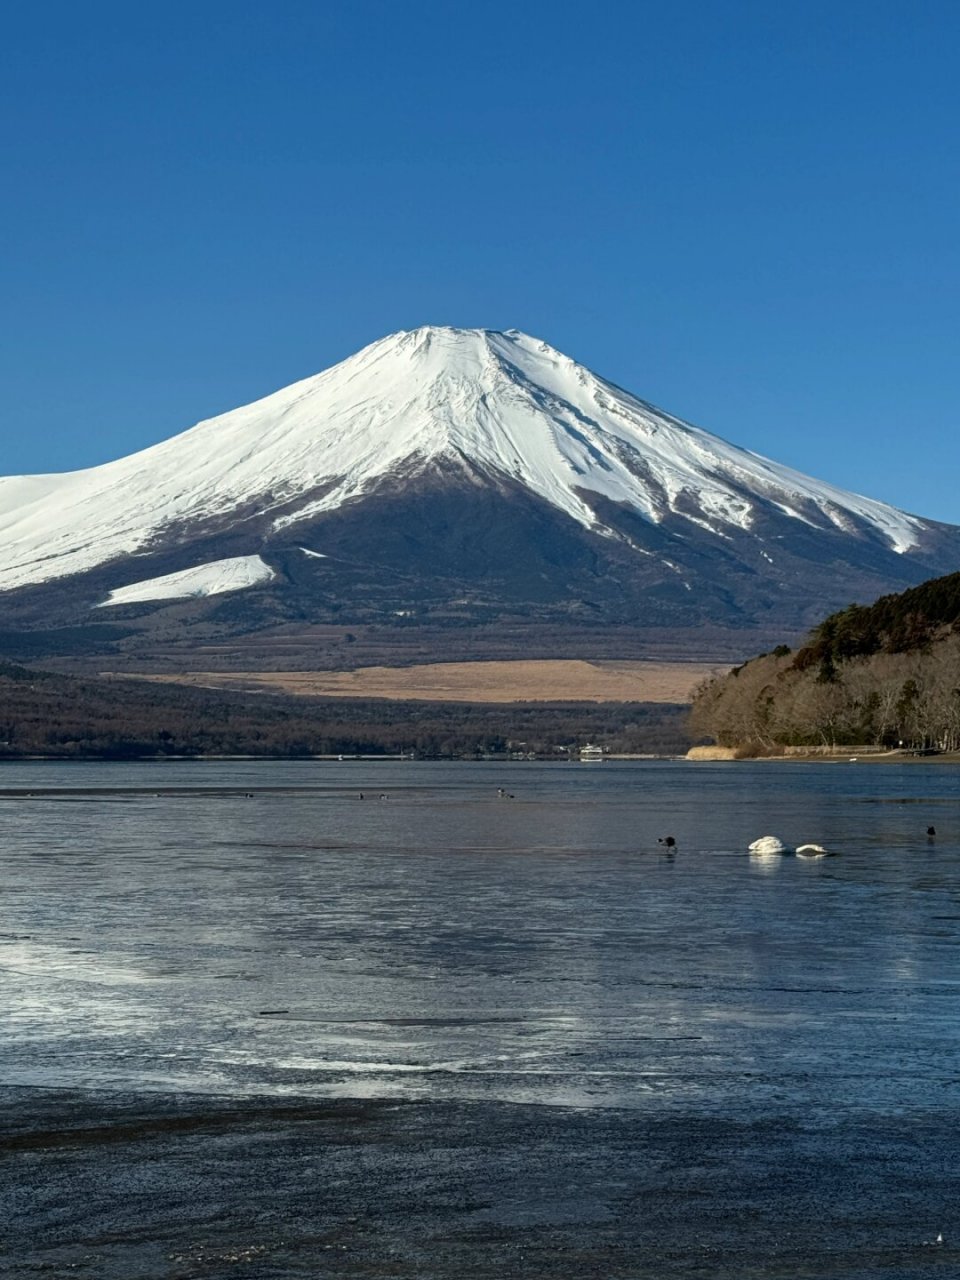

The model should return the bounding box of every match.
[0,662,690,759]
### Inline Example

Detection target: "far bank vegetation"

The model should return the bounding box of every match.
[0,661,689,759]
[691,571,960,754]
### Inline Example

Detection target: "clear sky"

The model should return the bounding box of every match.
[2,1,958,521]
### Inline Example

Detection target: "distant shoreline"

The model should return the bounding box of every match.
[687,746,960,764]
[2,750,958,766]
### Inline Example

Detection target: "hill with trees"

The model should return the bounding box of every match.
[690,571,960,754]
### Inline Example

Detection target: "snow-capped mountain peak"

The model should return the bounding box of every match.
[0,326,936,597]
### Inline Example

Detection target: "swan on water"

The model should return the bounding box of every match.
[795,843,830,858]
[748,836,788,855]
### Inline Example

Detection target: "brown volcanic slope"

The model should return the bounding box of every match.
[129,659,721,704]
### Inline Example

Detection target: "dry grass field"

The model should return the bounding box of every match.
[139,659,723,704]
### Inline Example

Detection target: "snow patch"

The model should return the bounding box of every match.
[98,555,275,607]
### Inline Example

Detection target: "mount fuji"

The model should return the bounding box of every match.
[2,326,958,664]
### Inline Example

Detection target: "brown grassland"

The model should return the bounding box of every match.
[133,659,722,704]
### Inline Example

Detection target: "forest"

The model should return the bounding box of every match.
[0,661,689,759]
[691,571,960,753]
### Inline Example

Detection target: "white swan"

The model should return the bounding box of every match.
[748,836,788,855]
[795,843,831,858]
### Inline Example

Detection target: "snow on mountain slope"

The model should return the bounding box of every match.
[0,326,926,592]
[97,556,275,607]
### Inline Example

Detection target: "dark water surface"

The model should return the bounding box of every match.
[2,759,959,1277]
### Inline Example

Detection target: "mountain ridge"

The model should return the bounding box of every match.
[0,326,935,591]
[1,326,957,666]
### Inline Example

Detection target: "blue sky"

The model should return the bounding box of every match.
[2,1,958,521]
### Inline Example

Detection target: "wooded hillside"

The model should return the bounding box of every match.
[690,570,960,753]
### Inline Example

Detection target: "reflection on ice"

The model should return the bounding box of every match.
[748,849,782,873]
[0,936,158,985]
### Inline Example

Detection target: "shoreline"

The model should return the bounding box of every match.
[1,749,958,765]
[687,746,960,764]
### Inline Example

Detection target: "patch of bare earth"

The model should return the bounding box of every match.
[132,659,723,704]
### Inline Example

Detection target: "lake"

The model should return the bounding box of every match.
[2,759,959,1277]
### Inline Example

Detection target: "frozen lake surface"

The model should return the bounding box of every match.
[2,759,959,1277]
